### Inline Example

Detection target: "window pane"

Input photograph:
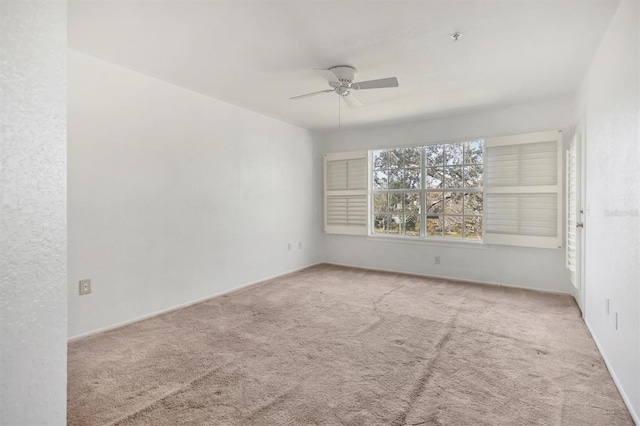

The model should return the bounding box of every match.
[388,168,404,189]
[404,214,420,237]
[389,149,404,169]
[464,140,483,164]
[444,166,463,188]
[404,169,421,189]
[426,192,443,214]
[444,192,464,214]
[373,170,388,190]
[373,214,389,234]
[426,216,443,237]
[464,192,483,215]
[389,193,403,212]
[389,215,402,234]
[446,143,464,165]
[464,165,483,188]
[425,145,444,166]
[373,193,388,213]
[404,193,420,213]
[426,167,443,188]
[464,216,483,240]
[444,215,463,238]
[404,147,421,169]
[373,150,387,170]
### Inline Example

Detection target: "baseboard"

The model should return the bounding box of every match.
[584,320,639,425]
[323,262,570,296]
[68,262,323,342]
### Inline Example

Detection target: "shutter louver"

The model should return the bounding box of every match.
[326,158,367,190]
[485,193,557,236]
[484,131,563,248]
[326,195,368,226]
[485,141,557,187]
[324,151,368,235]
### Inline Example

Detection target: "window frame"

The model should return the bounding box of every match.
[324,130,563,250]
[369,140,485,243]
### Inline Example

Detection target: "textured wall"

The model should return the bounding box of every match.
[318,98,574,293]
[577,0,640,420]
[0,1,68,425]
[67,51,322,339]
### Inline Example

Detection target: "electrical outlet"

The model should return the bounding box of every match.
[298,242,303,250]
[435,256,441,265]
[287,243,292,251]
[79,279,91,295]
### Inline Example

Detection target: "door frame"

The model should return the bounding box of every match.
[569,120,587,316]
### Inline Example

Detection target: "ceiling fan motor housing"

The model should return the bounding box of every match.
[329,66,357,86]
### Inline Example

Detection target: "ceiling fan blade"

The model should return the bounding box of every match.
[313,68,340,84]
[342,92,363,108]
[290,89,335,100]
[352,77,399,90]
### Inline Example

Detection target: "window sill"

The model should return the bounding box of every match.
[366,235,488,249]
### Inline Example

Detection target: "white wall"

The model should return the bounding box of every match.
[0,1,68,424]
[68,51,323,338]
[574,0,639,420]
[316,98,574,293]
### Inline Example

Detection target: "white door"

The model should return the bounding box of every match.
[567,132,585,313]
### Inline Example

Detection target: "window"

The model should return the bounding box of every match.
[324,130,562,249]
[372,147,422,237]
[372,140,484,241]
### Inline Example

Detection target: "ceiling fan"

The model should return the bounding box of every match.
[291,65,399,107]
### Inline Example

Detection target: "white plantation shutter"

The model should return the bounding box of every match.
[484,131,563,248]
[566,134,578,287]
[324,151,368,235]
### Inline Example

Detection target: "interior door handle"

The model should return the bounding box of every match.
[576,222,584,228]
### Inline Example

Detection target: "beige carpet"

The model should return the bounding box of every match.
[68,264,633,425]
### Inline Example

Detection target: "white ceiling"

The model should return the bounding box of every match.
[68,0,620,132]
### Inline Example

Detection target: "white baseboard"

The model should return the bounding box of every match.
[584,320,639,425]
[68,262,322,342]
[323,262,570,296]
